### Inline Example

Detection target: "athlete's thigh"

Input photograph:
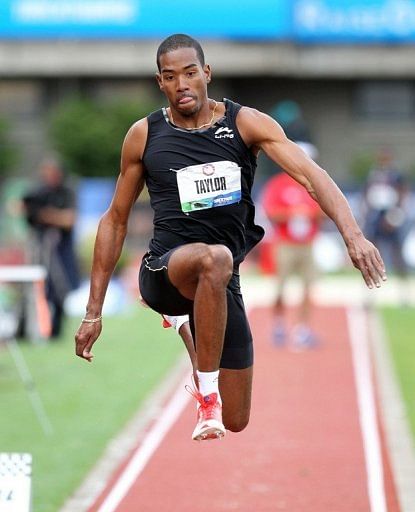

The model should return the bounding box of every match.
[219,366,253,432]
[139,250,193,315]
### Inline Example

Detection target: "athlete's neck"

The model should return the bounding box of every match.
[169,99,219,130]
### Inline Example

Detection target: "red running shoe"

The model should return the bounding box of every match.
[161,315,172,328]
[187,389,226,441]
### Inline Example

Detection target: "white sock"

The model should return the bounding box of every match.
[197,370,220,400]
[164,314,189,332]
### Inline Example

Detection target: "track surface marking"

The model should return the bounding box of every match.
[89,306,400,512]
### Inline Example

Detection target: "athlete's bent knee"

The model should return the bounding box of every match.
[211,244,233,266]
[199,244,233,283]
[225,417,249,433]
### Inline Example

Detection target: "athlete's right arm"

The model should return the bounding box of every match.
[75,118,148,362]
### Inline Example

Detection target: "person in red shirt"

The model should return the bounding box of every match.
[262,171,323,348]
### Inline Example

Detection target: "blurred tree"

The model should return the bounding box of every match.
[49,98,156,177]
[0,118,17,177]
[350,151,376,185]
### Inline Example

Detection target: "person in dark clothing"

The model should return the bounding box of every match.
[75,34,386,442]
[361,149,410,276]
[23,157,79,338]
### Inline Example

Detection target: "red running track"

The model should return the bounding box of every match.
[89,306,400,512]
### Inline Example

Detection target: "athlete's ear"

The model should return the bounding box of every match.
[156,73,164,91]
[204,64,212,84]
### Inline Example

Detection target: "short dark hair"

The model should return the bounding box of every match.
[156,34,205,72]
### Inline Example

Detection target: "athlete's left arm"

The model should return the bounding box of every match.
[237,107,387,289]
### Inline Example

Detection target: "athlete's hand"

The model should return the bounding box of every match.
[75,320,102,362]
[346,234,387,288]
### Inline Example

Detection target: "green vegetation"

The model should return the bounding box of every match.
[0,117,17,177]
[0,307,184,512]
[49,98,157,177]
[381,306,415,438]
[349,151,375,184]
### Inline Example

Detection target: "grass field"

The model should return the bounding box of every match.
[380,306,415,440]
[0,306,184,512]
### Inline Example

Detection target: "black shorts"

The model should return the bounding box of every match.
[139,250,253,369]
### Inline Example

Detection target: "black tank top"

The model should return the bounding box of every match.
[142,98,264,265]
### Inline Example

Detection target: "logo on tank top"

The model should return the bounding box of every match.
[214,127,234,139]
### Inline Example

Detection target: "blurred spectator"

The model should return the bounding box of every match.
[22,156,80,338]
[270,100,318,161]
[361,148,411,282]
[262,101,323,348]
[262,170,323,349]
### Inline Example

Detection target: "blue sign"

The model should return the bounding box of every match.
[293,0,415,42]
[0,0,291,39]
[1,0,415,41]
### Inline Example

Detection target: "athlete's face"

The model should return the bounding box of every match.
[156,47,211,116]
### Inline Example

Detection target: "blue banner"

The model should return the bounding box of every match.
[1,0,415,41]
[293,0,415,42]
[0,0,291,39]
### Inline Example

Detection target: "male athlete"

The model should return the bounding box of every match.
[75,34,386,441]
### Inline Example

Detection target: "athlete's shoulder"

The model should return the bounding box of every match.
[236,106,285,147]
[122,117,148,160]
[128,116,148,137]
[238,105,273,124]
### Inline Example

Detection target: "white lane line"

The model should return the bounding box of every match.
[347,307,387,512]
[96,373,191,512]
[370,311,415,512]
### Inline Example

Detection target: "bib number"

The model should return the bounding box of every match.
[176,160,241,213]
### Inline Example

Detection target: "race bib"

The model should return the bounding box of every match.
[176,160,241,213]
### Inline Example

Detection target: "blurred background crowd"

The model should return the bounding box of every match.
[1,0,415,341]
